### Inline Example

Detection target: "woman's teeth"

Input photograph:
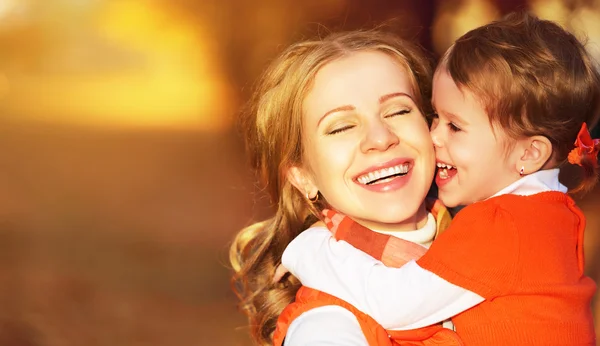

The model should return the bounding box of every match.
[436,162,456,180]
[357,163,409,185]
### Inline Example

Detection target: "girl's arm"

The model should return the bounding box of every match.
[283,202,518,329]
[282,228,483,330]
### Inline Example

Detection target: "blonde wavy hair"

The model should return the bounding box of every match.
[229,29,433,346]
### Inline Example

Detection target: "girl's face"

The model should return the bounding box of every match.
[430,69,521,207]
[290,51,435,231]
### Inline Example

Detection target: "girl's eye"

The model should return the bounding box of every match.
[327,125,355,135]
[448,123,461,132]
[431,112,460,132]
[385,109,410,118]
[430,113,439,125]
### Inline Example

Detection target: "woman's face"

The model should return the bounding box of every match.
[290,51,435,231]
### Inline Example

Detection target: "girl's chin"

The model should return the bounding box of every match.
[438,195,462,208]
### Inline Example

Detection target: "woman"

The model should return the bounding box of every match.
[229,29,450,345]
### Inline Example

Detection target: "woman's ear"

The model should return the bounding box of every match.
[287,166,319,199]
[514,135,553,175]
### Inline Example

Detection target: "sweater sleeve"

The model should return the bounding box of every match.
[417,201,520,299]
[281,228,484,329]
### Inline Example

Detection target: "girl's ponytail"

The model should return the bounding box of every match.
[567,123,600,195]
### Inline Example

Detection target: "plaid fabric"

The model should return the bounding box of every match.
[322,198,452,267]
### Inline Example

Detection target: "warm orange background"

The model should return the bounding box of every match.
[0,1,597,345]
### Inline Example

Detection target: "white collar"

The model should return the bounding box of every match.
[373,212,436,247]
[489,168,567,199]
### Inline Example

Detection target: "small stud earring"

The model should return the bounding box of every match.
[306,192,319,203]
[519,166,525,176]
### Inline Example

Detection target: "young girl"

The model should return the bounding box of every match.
[229,29,465,346]
[280,12,599,345]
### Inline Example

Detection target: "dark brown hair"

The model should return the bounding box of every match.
[440,11,600,194]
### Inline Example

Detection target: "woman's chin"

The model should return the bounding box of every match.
[362,211,422,230]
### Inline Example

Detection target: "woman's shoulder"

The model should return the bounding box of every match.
[285,306,368,346]
[308,220,327,229]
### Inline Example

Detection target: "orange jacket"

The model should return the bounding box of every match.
[417,192,596,345]
[273,286,463,346]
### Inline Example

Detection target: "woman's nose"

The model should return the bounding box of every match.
[360,121,399,153]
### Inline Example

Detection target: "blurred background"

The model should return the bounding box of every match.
[0,0,598,345]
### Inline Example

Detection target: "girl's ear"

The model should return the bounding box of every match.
[514,135,553,175]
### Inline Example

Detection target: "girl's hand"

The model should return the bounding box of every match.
[272,263,289,283]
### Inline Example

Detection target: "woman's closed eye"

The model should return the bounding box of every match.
[326,109,411,135]
[384,109,411,118]
[327,124,355,135]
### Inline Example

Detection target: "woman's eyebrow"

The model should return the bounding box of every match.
[318,105,355,126]
[379,92,413,104]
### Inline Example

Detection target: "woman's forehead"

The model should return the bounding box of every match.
[303,51,415,115]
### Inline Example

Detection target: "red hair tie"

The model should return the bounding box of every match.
[567,123,600,167]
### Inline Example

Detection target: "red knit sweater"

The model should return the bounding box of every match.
[337,192,596,345]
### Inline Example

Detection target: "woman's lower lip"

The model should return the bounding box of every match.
[358,169,412,192]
